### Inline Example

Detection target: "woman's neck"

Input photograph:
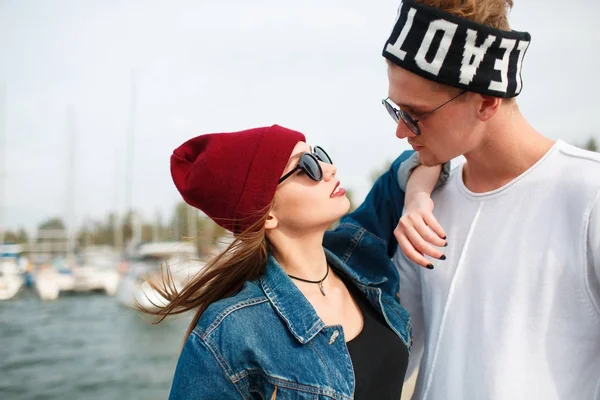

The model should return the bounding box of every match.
[269,230,328,280]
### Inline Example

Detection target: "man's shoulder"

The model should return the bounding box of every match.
[555,140,600,167]
[553,140,600,191]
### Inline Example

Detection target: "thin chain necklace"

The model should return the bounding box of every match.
[287,264,330,296]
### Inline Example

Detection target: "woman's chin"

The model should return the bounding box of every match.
[340,196,351,214]
[328,197,352,223]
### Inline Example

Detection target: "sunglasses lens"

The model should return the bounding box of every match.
[300,154,323,181]
[399,110,421,135]
[384,100,399,123]
[314,147,332,164]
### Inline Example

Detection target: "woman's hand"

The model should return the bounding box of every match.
[394,191,447,270]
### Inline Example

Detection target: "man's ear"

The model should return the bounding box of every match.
[477,94,502,122]
[264,212,278,231]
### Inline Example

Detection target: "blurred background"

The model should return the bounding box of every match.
[0,0,599,399]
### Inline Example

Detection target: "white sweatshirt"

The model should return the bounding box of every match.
[394,141,600,399]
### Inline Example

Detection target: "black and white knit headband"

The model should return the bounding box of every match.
[382,0,531,98]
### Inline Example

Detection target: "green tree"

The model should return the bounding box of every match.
[170,202,226,256]
[3,229,28,244]
[16,229,28,243]
[77,214,115,246]
[4,230,17,243]
[38,217,66,231]
[584,137,598,152]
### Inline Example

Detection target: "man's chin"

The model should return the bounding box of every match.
[417,152,443,167]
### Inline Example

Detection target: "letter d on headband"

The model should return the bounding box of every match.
[383,0,531,98]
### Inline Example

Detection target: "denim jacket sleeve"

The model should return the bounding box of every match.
[169,332,241,400]
[338,150,415,258]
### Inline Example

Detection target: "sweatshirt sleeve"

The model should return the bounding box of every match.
[396,151,451,192]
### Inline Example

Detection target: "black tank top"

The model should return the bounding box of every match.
[344,278,409,399]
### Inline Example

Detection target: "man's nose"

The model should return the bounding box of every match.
[395,121,417,139]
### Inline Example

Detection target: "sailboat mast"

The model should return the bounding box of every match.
[65,106,77,258]
[124,70,138,249]
[0,83,7,246]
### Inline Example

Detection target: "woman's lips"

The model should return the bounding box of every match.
[331,182,346,197]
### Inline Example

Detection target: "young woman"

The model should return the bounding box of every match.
[144,124,445,399]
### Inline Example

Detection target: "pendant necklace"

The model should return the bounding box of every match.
[287,264,330,296]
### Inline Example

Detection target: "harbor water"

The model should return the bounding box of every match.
[0,291,191,400]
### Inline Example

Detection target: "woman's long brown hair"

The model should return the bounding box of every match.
[138,209,272,339]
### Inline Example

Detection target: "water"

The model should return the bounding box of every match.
[0,291,192,400]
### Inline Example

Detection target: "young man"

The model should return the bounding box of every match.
[382,0,600,399]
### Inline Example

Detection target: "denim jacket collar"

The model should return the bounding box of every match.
[259,254,324,344]
[324,246,389,287]
[259,248,388,345]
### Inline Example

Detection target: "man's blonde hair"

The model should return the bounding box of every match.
[416,0,513,31]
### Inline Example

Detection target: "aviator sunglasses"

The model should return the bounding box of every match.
[382,90,467,136]
[278,146,332,184]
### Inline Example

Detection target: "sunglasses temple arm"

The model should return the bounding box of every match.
[423,90,467,119]
[278,167,300,184]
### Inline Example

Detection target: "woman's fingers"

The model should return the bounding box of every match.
[395,229,433,269]
[394,212,448,269]
[398,212,446,247]
[422,212,447,242]
[408,215,447,248]
[403,225,445,260]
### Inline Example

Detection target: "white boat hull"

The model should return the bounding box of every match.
[117,241,205,311]
[0,275,23,300]
[0,260,24,300]
[34,269,66,301]
[35,274,60,301]
[34,267,121,300]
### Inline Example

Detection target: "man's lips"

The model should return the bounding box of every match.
[409,142,425,150]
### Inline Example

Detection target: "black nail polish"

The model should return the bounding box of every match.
[426,263,434,270]
[444,242,448,247]
[442,236,447,240]
[439,255,446,260]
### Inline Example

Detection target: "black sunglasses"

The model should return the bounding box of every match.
[278,146,332,184]
[382,90,467,136]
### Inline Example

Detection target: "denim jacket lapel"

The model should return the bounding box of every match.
[259,254,325,344]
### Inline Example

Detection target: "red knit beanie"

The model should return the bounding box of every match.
[170,125,306,233]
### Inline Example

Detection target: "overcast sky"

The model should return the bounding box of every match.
[1,0,599,233]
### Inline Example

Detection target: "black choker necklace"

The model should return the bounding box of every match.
[287,264,330,296]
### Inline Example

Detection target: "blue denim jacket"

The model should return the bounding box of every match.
[169,152,415,400]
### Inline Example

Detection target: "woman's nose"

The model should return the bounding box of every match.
[321,162,337,181]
